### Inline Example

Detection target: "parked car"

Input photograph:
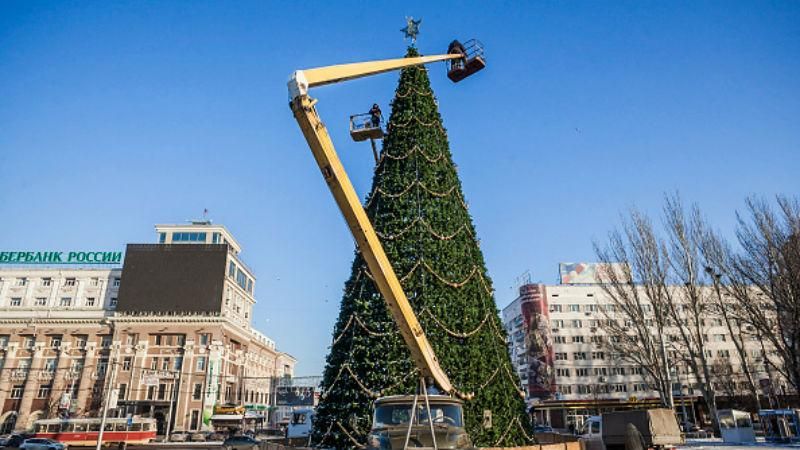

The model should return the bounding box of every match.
[189,433,206,442]
[207,432,226,441]
[0,434,28,449]
[169,432,187,442]
[19,439,65,450]
[222,435,260,450]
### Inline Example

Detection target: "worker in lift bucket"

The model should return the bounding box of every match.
[369,103,382,128]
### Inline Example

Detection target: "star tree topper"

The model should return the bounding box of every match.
[401,16,422,43]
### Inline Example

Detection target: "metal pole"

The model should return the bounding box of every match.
[96,321,119,450]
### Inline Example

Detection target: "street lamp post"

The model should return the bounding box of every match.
[96,320,119,450]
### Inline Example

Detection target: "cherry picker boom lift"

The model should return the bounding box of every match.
[288,41,485,450]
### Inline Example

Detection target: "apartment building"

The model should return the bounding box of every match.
[0,222,295,435]
[502,263,787,429]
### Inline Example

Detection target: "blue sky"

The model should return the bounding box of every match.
[1,1,798,375]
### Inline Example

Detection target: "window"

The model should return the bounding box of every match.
[558,385,572,394]
[110,298,118,308]
[41,278,52,287]
[174,357,183,371]
[193,383,203,400]
[24,336,35,349]
[585,304,598,312]
[550,305,562,313]
[172,232,207,242]
[554,353,568,361]
[592,352,605,360]
[85,297,95,307]
[74,335,87,349]
[594,367,607,376]
[576,368,590,377]
[59,297,72,307]
[611,367,626,376]
[553,336,566,344]
[125,334,138,345]
[10,298,21,307]
[35,297,47,306]
[573,352,587,360]
[718,349,731,358]
[97,360,108,377]
[552,320,564,328]
[199,333,210,345]
[571,319,583,328]
[11,385,24,398]
[572,336,584,344]
[113,278,120,287]
[556,368,570,377]
[159,232,167,243]
[568,304,580,312]
[613,384,628,393]
[714,334,727,342]
[157,384,167,400]
[70,359,84,374]
[101,335,112,348]
[631,367,644,375]
[150,358,158,370]
[161,358,171,371]
[44,358,57,372]
[118,384,127,400]
[147,386,156,400]
[190,410,200,430]
[0,335,8,348]
[122,357,132,371]
[37,384,51,398]
[236,269,249,290]
[590,336,604,344]
[64,278,76,287]
[577,385,590,394]
[16,277,27,286]
[90,277,99,286]
[50,336,62,348]
[229,261,237,277]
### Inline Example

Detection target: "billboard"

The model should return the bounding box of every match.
[275,386,315,406]
[559,262,626,285]
[117,244,227,313]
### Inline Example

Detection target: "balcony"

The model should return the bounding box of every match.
[10,370,29,381]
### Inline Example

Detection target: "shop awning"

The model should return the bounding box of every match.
[211,414,244,421]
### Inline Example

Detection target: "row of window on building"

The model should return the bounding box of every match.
[0,332,215,350]
[5,296,117,308]
[228,261,253,294]
[4,277,120,288]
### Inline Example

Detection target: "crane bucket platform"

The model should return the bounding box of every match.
[447,39,486,82]
[350,113,385,141]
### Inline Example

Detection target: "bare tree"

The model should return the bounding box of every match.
[594,209,675,408]
[696,225,763,410]
[732,196,800,392]
[660,195,719,428]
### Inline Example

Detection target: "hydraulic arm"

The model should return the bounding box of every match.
[288,52,465,397]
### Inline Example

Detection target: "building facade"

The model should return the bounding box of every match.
[0,222,295,435]
[502,263,791,430]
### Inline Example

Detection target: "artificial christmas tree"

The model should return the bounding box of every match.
[312,47,532,449]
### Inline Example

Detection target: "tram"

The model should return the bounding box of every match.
[32,417,157,446]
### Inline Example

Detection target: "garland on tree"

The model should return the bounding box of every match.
[311,47,533,449]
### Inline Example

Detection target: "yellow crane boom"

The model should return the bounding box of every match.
[288,52,465,397]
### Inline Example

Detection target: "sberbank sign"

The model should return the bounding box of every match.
[0,251,123,265]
